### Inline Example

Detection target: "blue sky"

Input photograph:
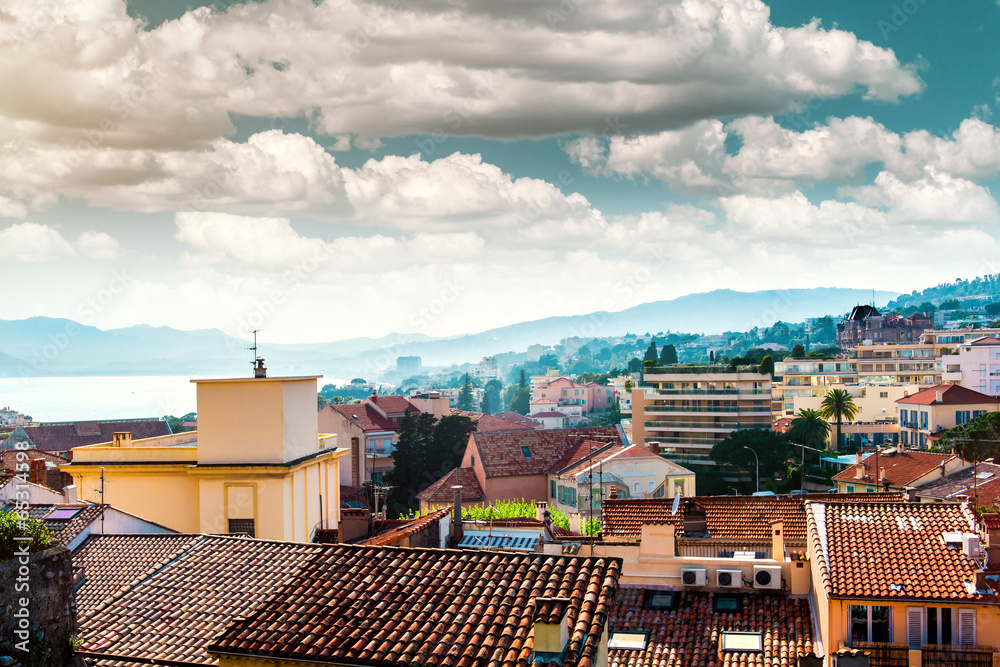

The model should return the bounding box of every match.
[2,0,999,345]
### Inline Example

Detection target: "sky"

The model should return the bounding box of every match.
[2,0,1000,345]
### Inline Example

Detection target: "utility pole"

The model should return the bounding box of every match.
[743,446,759,493]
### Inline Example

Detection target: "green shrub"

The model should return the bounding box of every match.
[0,511,51,560]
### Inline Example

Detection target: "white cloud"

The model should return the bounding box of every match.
[76,230,121,259]
[175,212,329,266]
[0,196,27,218]
[719,191,888,242]
[0,222,75,262]
[842,170,1000,224]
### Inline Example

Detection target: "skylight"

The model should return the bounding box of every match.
[644,591,676,610]
[521,446,532,459]
[608,631,648,651]
[721,632,763,652]
[44,507,82,521]
[714,595,742,613]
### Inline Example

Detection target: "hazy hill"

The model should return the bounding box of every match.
[0,287,896,377]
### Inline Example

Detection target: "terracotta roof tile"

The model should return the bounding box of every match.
[833,450,960,486]
[77,535,324,664]
[473,427,623,479]
[356,507,452,547]
[22,419,170,453]
[332,403,398,432]
[209,546,621,667]
[0,448,67,473]
[497,412,543,428]
[475,414,538,433]
[806,501,996,601]
[7,502,105,547]
[602,493,903,541]
[896,383,1000,405]
[609,588,814,667]
[915,462,1000,504]
[73,534,203,613]
[417,467,485,504]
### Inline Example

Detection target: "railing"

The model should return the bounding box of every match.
[645,421,740,430]
[643,405,771,414]
[643,365,761,375]
[852,642,995,667]
[644,388,770,396]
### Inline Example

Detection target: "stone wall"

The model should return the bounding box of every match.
[1,546,76,666]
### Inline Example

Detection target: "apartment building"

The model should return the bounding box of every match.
[531,376,617,416]
[772,357,858,416]
[630,367,771,467]
[789,382,914,448]
[942,336,1000,396]
[897,383,1000,450]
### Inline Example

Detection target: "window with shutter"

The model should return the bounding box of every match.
[907,608,924,649]
[959,609,976,645]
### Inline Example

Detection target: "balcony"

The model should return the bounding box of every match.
[852,642,996,667]
[643,405,771,414]
[646,388,770,396]
[644,421,740,431]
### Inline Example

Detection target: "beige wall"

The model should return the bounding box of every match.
[484,475,546,504]
[72,465,202,533]
[195,376,320,465]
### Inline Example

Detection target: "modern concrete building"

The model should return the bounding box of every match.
[631,367,771,467]
[941,336,1000,396]
[772,357,859,416]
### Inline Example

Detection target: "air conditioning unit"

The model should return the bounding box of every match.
[716,569,743,588]
[681,568,707,586]
[963,534,982,558]
[753,565,782,590]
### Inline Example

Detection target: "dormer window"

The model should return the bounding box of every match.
[522,447,532,459]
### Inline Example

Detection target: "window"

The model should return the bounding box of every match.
[550,480,556,499]
[846,484,855,493]
[721,633,762,652]
[956,410,972,425]
[522,446,532,459]
[633,482,640,494]
[644,591,676,610]
[471,456,475,468]
[880,392,889,399]
[714,595,742,613]
[44,508,82,521]
[648,481,655,492]
[608,632,648,650]
[908,607,973,647]
[228,518,255,537]
[850,605,891,645]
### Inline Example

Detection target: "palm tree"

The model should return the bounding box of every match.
[820,388,858,452]
[788,409,831,451]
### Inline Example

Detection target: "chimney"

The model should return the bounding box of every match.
[648,441,660,455]
[569,511,582,535]
[253,357,267,378]
[63,485,78,504]
[452,485,464,545]
[338,508,371,542]
[609,486,618,500]
[941,461,947,478]
[904,486,917,502]
[936,390,944,403]
[855,462,865,480]
[29,459,46,485]
[535,500,548,522]
[771,521,785,560]
[112,431,132,448]
[975,570,988,590]
[533,598,571,656]
[855,452,863,465]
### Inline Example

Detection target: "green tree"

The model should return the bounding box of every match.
[1,512,51,559]
[710,429,792,494]
[427,415,477,482]
[659,344,678,365]
[820,388,858,452]
[482,379,503,414]
[937,412,1000,461]
[457,373,474,411]
[758,354,774,377]
[644,340,658,363]
[627,357,642,373]
[986,302,1000,317]
[384,411,437,515]
[787,408,831,451]
[317,394,329,410]
[791,344,805,358]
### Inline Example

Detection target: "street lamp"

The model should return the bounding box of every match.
[743,446,759,494]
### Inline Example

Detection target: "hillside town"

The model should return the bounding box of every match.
[7,297,1000,666]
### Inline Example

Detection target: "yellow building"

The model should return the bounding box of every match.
[64,375,345,542]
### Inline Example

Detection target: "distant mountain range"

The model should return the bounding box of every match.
[0,287,896,379]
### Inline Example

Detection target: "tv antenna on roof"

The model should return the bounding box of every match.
[248,330,267,378]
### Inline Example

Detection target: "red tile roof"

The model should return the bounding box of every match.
[356,507,452,547]
[970,336,1000,346]
[807,501,996,601]
[332,403,398,432]
[602,493,903,541]
[23,419,170,452]
[416,467,485,504]
[896,383,999,406]
[832,450,961,487]
[209,547,621,667]
[551,440,620,476]
[8,503,105,547]
[472,426,624,479]
[914,462,1000,504]
[498,412,542,428]
[0,447,66,473]
[73,534,202,612]
[475,414,538,433]
[530,411,568,418]
[77,535,324,663]
[368,394,422,416]
[609,589,815,667]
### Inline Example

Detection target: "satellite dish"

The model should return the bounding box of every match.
[671,490,681,515]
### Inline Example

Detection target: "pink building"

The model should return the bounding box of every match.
[531,377,617,416]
